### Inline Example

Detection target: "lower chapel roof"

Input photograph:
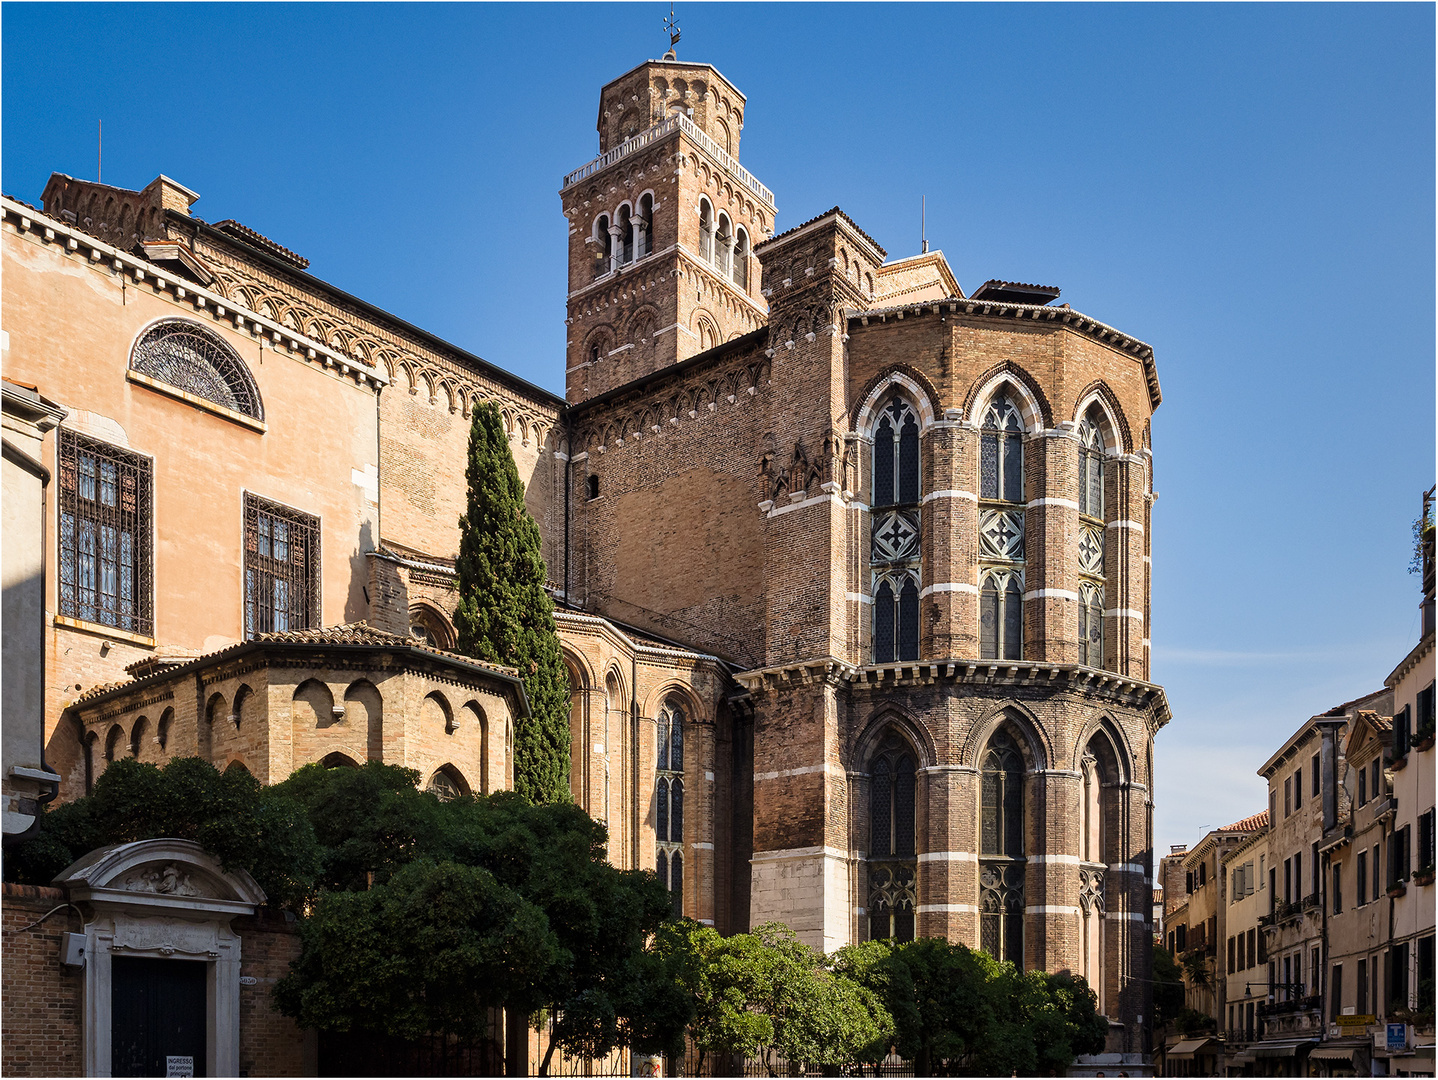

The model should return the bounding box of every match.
[72,623,526,711]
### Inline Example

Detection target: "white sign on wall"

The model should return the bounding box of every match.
[166,1055,194,1077]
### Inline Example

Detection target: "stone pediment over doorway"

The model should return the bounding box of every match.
[54,837,265,915]
[52,838,265,1077]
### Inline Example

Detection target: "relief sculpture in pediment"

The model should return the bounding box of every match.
[119,862,204,897]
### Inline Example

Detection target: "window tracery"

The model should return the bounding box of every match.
[868,733,917,942]
[1077,406,1110,669]
[656,699,685,915]
[870,396,921,663]
[130,320,263,420]
[979,392,1025,659]
[980,728,1026,966]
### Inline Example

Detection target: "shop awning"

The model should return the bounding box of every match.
[1310,1045,1365,1065]
[1253,1038,1319,1058]
[1169,1038,1221,1060]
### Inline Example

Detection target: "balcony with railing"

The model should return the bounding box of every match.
[562,114,776,209]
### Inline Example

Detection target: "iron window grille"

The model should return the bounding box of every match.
[656,701,685,916]
[243,493,320,638]
[58,428,153,636]
[871,397,921,663]
[868,734,918,943]
[130,320,263,420]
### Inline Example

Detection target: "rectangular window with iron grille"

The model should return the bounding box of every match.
[243,493,320,638]
[57,428,153,636]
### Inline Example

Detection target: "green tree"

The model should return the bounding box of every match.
[452,400,570,804]
[660,922,889,1077]
[1152,945,1186,1031]
[273,858,560,1040]
[837,937,994,1075]
[6,757,320,906]
[272,767,685,1073]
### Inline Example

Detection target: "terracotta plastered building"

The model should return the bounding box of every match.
[3,48,1173,1072]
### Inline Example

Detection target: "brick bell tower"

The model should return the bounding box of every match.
[560,56,775,404]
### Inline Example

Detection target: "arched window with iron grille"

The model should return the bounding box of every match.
[868,732,918,942]
[130,320,263,420]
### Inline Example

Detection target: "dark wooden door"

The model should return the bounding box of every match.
[111,957,207,1077]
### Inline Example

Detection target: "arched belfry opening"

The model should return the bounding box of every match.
[867,730,918,942]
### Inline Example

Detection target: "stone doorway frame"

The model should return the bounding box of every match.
[53,838,265,1077]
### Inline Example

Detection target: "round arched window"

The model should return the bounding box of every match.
[130,321,264,419]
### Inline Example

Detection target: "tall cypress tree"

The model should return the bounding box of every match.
[454,402,570,804]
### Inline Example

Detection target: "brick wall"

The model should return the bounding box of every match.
[234,909,311,1077]
[1,884,84,1077]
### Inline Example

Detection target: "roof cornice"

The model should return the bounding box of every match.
[174,212,565,411]
[1385,630,1434,689]
[1,198,386,393]
[732,656,1171,731]
[850,297,1161,412]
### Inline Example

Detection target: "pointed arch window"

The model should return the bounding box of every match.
[979,391,1025,660]
[980,569,1023,660]
[870,396,921,663]
[1077,407,1110,670]
[1078,411,1105,519]
[131,320,263,421]
[868,733,917,943]
[1079,581,1104,668]
[980,394,1024,503]
[980,728,1026,967]
[656,699,685,915]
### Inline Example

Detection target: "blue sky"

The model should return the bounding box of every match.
[4,3,1433,855]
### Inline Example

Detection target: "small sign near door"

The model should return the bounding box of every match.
[166,1055,194,1077]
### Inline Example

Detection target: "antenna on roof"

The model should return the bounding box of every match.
[98,119,102,185]
[921,196,928,254]
[663,3,681,59]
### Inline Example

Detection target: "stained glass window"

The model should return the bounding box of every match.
[869,735,918,941]
[871,396,922,663]
[656,700,685,915]
[980,570,1023,661]
[981,394,1024,503]
[980,728,1026,967]
[1079,582,1104,668]
[1078,411,1105,519]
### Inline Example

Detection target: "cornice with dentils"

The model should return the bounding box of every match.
[849,296,1162,412]
[0,196,387,393]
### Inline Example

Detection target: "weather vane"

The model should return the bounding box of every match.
[663,3,681,59]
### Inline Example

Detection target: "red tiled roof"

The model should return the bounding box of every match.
[74,623,518,705]
[1221,810,1269,833]
[756,206,887,258]
[212,218,309,269]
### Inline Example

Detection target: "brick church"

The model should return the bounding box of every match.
[6,49,1168,1071]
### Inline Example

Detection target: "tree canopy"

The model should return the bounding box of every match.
[452,400,570,804]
